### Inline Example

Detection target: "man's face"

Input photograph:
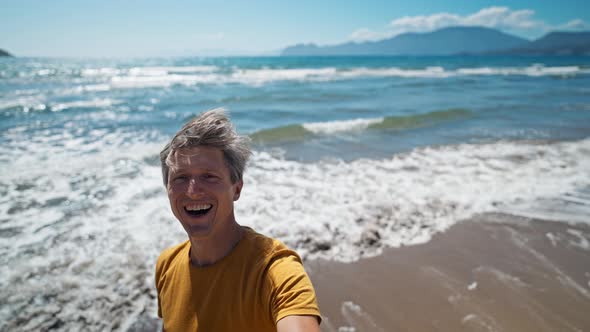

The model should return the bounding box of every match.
[166,146,243,239]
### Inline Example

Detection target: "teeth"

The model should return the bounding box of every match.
[186,204,212,211]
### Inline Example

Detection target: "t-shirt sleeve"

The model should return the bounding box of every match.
[267,252,321,324]
[155,253,165,319]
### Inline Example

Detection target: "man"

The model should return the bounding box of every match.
[155,109,321,331]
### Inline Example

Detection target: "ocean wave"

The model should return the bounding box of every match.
[0,63,590,88]
[81,67,123,77]
[0,97,124,114]
[0,96,47,113]
[456,64,582,76]
[13,64,585,90]
[230,67,339,84]
[303,117,384,134]
[227,65,590,85]
[128,65,218,75]
[109,73,220,88]
[249,108,472,142]
[1,135,589,330]
[231,65,587,83]
[81,65,218,77]
[240,138,590,261]
[49,98,122,112]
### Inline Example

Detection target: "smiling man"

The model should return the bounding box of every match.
[155,109,321,332]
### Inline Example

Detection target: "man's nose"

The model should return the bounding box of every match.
[186,178,203,198]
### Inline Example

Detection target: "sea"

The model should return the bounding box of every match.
[1,55,590,331]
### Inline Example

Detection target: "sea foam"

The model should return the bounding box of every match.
[70,64,590,90]
[303,117,384,134]
[50,98,122,112]
[239,138,590,261]
[2,64,587,103]
[1,136,589,330]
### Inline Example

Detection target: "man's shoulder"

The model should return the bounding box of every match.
[242,227,302,267]
[156,240,190,272]
[243,227,289,254]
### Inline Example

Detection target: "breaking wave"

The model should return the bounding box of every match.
[249,108,472,143]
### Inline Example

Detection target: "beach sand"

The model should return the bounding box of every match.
[306,213,590,332]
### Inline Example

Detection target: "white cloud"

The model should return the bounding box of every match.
[462,7,542,29]
[389,6,547,33]
[388,12,462,33]
[349,6,583,42]
[558,19,590,31]
[349,28,390,42]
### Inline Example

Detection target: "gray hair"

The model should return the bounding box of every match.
[160,108,251,186]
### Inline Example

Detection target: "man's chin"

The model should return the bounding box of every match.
[186,223,214,238]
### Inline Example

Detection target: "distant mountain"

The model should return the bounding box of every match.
[0,49,13,57]
[281,27,529,56]
[489,31,590,55]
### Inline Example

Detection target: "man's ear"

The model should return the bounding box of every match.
[233,179,243,201]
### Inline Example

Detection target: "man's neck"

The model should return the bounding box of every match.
[189,221,244,267]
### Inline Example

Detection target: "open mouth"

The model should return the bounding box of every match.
[184,203,213,217]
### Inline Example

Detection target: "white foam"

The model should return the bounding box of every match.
[224,65,588,85]
[303,117,384,134]
[0,131,179,330]
[0,94,122,113]
[110,73,220,88]
[462,314,478,324]
[230,67,338,85]
[0,96,46,112]
[76,66,222,90]
[340,301,382,332]
[60,84,112,95]
[566,229,590,250]
[457,65,583,77]
[17,63,587,92]
[1,136,589,330]
[474,267,529,287]
[237,138,590,261]
[41,64,590,92]
[342,66,451,78]
[546,233,558,247]
[81,67,122,77]
[50,98,122,112]
[128,66,217,75]
[82,66,217,78]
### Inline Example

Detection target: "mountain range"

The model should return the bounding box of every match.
[3,27,589,58]
[281,26,590,56]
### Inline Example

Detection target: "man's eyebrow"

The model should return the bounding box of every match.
[168,165,186,173]
[170,167,222,174]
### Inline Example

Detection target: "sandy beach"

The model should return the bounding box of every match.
[306,213,590,332]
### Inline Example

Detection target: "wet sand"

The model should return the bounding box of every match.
[306,213,590,332]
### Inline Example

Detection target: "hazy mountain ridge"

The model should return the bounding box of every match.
[0,49,13,57]
[281,27,590,56]
[487,31,590,55]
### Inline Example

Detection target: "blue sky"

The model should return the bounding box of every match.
[1,0,588,57]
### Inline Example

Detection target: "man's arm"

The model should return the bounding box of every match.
[277,315,320,332]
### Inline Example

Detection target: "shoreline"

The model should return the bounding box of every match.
[306,214,590,331]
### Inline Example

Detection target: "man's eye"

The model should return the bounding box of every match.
[172,176,188,183]
[203,174,218,181]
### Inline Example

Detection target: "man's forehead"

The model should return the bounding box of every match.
[170,146,221,158]
[168,147,226,170]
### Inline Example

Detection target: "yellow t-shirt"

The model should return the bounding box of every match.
[155,227,321,332]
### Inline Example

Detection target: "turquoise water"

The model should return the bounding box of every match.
[2,56,590,160]
[1,56,590,330]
